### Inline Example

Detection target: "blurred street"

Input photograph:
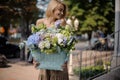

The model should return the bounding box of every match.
[0,58,39,80]
[0,58,79,80]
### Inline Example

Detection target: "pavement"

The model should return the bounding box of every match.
[0,58,79,80]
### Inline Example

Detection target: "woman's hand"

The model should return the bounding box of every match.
[62,62,67,70]
[33,60,40,69]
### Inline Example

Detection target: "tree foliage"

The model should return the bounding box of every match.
[64,0,115,35]
[0,0,39,38]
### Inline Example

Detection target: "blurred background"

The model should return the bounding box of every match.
[0,0,115,80]
[0,0,114,58]
[0,0,114,39]
[0,0,115,60]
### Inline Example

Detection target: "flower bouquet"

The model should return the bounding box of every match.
[26,20,76,70]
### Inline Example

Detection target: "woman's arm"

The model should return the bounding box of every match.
[31,19,44,68]
[33,58,40,69]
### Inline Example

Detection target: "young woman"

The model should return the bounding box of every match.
[34,0,69,80]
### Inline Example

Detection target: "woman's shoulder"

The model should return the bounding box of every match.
[36,18,45,26]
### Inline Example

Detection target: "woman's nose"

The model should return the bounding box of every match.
[61,12,63,14]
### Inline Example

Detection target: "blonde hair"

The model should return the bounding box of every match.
[45,0,67,18]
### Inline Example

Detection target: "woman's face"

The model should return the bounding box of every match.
[53,4,65,19]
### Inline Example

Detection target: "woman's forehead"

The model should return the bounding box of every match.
[56,4,64,9]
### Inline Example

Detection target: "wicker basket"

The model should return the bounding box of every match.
[31,49,68,71]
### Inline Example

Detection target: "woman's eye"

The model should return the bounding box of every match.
[57,8,62,11]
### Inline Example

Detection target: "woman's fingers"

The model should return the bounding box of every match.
[33,60,40,68]
[62,62,67,70]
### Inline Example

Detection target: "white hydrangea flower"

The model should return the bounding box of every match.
[56,33,64,44]
[38,41,45,49]
[44,41,50,49]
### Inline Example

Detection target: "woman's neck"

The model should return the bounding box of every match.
[47,17,57,24]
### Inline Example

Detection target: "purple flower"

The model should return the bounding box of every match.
[27,34,41,46]
[55,20,61,29]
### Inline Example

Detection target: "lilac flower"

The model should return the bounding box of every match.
[55,20,61,29]
[27,33,41,46]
